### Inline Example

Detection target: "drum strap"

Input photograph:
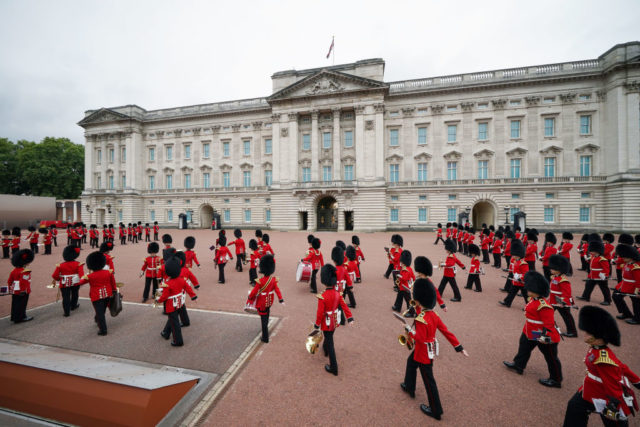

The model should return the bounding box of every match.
[257,277,272,295]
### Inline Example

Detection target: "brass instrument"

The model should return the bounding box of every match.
[401,299,417,317]
[305,328,323,354]
[436,260,445,269]
[151,288,164,309]
[393,311,415,351]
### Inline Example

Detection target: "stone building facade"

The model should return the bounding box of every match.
[79,42,640,232]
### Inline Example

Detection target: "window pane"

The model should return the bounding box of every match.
[509,207,518,223]
[167,210,173,222]
[203,144,209,158]
[447,208,457,222]
[544,157,555,177]
[149,176,155,190]
[447,125,457,142]
[185,174,191,189]
[580,156,591,176]
[166,146,173,160]
[150,210,155,221]
[579,207,590,222]
[166,175,172,189]
[266,209,271,222]
[580,116,591,135]
[417,163,428,181]
[323,166,332,182]
[224,209,230,222]
[544,207,554,222]
[244,209,251,223]
[344,131,353,148]
[185,145,191,159]
[544,118,555,137]
[302,134,311,150]
[478,123,488,140]
[447,161,457,180]
[389,164,399,182]
[203,173,210,188]
[510,120,521,138]
[390,208,399,222]
[243,140,251,155]
[223,172,230,188]
[243,171,251,187]
[265,170,272,186]
[265,139,272,154]
[418,208,427,222]
[323,132,332,149]
[344,165,353,181]
[510,159,521,178]
[417,127,427,145]
[223,142,230,157]
[389,129,399,146]
[302,167,311,182]
[478,160,488,179]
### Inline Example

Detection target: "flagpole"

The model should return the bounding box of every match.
[332,36,335,65]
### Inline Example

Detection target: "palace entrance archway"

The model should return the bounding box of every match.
[316,196,338,231]
[472,201,496,227]
[199,204,214,229]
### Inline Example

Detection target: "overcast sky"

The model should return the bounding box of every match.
[1,0,638,145]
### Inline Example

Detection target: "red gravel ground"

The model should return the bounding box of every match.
[1,230,639,426]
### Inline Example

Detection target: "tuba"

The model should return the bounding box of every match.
[305,328,323,354]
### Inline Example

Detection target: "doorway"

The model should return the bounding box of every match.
[299,212,308,230]
[200,204,214,229]
[472,201,496,227]
[96,209,105,226]
[316,196,338,231]
[344,211,353,231]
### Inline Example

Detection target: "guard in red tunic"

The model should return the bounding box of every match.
[612,244,640,325]
[434,223,444,245]
[157,257,198,346]
[41,228,52,255]
[119,223,126,245]
[333,246,355,309]
[51,225,58,247]
[248,255,283,343]
[1,229,10,259]
[500,240,530,308]
[437,239,466,302]
[445,222,452,239]
[480,229,491,264]
[140,242,162,302]
[563,306,640,426]
[577,239,612,305]
[456,223,464,254]
[255,229,264,253]
[603,233,615,272]
[302,238,324,294]
[26,226,39,254]
[384,234,403,283]
[400,278,468,420]
[183,236,200,269]
[503,271,563,388]
[78,252,117,335]
[352,235,364,283]
[7,249,35,323]
[89,224,98,248]
[578,234,590,271]
[100,241,116,273]
[414,256,447,312]
[345,246,359,299]
[313,264,354,376]
[144,223,151,242]
[524,231,538,271]
[228,229,246,272]
[541,232,558,283]
[52,246,84,316]
[261,234,275,263]
[214,236,233,284]
[614,234,634,283]
[465,244,482,292]
[492,231,504,268]
[392,251,415,316]
[10,227,21,255]
[559,232,574,276]
[153,221,159,241]
[503,230,513,271]
[248,239,261,286]
[548,254,577,337]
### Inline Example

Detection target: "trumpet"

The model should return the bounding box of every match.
[398,332,415,350]
[401,299,417,317]
[436,260,445,269]
[305,328,324,354]
[151,288,164,308]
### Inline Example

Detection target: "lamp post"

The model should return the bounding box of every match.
[504,205,510,225]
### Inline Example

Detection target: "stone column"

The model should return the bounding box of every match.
[100,135,107,189]
[127,129,142,190]
[271,114,281,185]
[374,104,385,180]
[288,113,298,185]
[62,204,67,222]
[72,202,77,222]
[332,109,341,181]
[311,111,319,181]
[85,135,94,190]
[355,105,365,180]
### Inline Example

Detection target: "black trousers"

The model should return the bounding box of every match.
[404,352,443,417]
[322,330,338,373]
[236,254,244,272]
[493,253,501,268]
[143,277,158,300]
[482,249,490,263]
[616,269,623,284]
[344,287,356,307]
[434,236,444,245]
[384,263,394,279]
[567,260,573,276]
[61,286,79,316]
[11,247,18,255]
[554,306,577,335]
[92,297,109,334]
[30,243,38,253]
[503,285,528,307]
[581,279,611,303]
[563,391,628,427]
[260,308,270,342]
[463,242,469,256]
[504,256,511,269]
[527,260,536,271]
[310,269,318,293]
[438,277,461,300]
[465,274,482,291]
[74,238,81,248]
[67,236,72,245]
[53,236,57,246]
[458,240,463,253]
[2,246,9,258]
[120,236,126,245]
[11,293,29,322]
[512,333,562,382]
[543,266,552,283]
[132,234,138,243]
[218,263,226,283]
[579,256,589,271]
[154,232,159,241]
[393,290,411,311]
[613,290,640,321]
[249,267,257,285]
[503,277,513,292]
[163,311,183,346]
[145,234,150,242]
[44,244,51,254]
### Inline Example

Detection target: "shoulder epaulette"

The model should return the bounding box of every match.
[55,263,60,267]
[631,263,640,271]
[594,349,618,366]
[599,256,607,261]
[537,299,552,311]
[315,294,324,300]
[415,312,427,324]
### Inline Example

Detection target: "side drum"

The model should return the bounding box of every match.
[296,261,312,282]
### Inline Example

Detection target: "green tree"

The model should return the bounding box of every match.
[16,137,84,199]
[0,137,28,194]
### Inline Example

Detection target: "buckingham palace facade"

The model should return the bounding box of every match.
[79,42,640,232]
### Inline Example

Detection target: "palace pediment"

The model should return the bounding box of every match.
[268,70,388,102]
[78,108,136,126]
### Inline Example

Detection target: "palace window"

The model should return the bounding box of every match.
[148,175,155,190]
[389,164,399,183]
[510,100,521,106]
[265,170,272,186]
[544,207,555,223]
[447,161,457,180]
[344,165,353,181]
[186,211,192,223]
[419,195,427,201]
[150,210,155,221]
[108,175,114,189]
[544,118,555,137]
[266,208,271,223]
[121,147,126,162]
[546,193,555,199]
[184,145,191,159]
[302,134,311,150]
[391,195,399,202]
[265,139,272,155]
[579,94,591,101]
[344,131,353,148]
[121,174,126,188]
[543,97,555,103]
[478,160,488,179]
[512,194,520,199]
[389,129,399,146]
[243,140,251,156]
[510,120,521,139]
[447,208,457,222]
[244,209,252,223]
[97,149,102,164]
[118,210,123,221]
[509,207,518,223]
[167,209,173,222]
[580,155,592,177]
[417,163,428,182]
[417,127,427,145]
[448,194,456,200]
[184,174,191,189]
[149,147,155,161]
[166,146,173,160]
[478,122,488,140]
[390,208,399,223]
[544,157,555,177]
[97,176,102,189]
[302,167,311,182]
[418,208,427,223]
[109,148,114,163]
[223,141,230,157]
[223,172,230,188]
[203,143,210,158]
[581,192,591,199]
[322,132,332,149]
[322,166,332,182]
[224,209,230,222]
[166,174,173,189]
[243,171,251,187]
[580,115,592,135]
[510,159,521,178]
[447,125,457,143]
[579,206,591,222]
[203,173,210,188]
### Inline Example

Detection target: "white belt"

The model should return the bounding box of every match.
[550,290,563,295]
[622,278,634,282]
[587,371,602,383]
[591,268,602,271]
[526,318,544,324]
[260,290,275,296]
[61,274,79,285]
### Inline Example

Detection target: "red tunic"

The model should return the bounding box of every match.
[42,233,52,245]
[492,238,503,254]
[28,232,39,244]
[481,236,491,250]
[511,259,529,287]
[314,288,353,331]
[1,237,10,249]
[503,240,512,257]
[141,256,162,278]
[397,266,415,293]
[8,267,31,294]
[436,228,442,237]
[78,270,116,302]
[248,275,283,314]
[345,260,359,284]
[549,274,573,306]
[469,257,481,274]
[522,298,560,342]
[105,254,115,272]
[388,247,402,270]
[616,261,640,294]
[153,225,159,234]
[180,267,199,290]
[335,265,352,294]
[157,277,197,313]
[52,261,84,288]
[249,251,261,269]
[409,310,461,364]
[214,246,232,264]
[588,255,610,280]
[228,238,246,255]
[303,249,324,270]
[559,242,573,259]
[524,242,537,262]
[443,254,464,278]
[541,245,558,267]
[184,250,200,268]
[604,243,615,261]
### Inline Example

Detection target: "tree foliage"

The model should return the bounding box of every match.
[1,137,84,199]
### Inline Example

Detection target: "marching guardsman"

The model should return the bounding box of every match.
[107,224,114,243]
[612,244,640,325]
[465,244,482,292]
[577,238,612,305]
[450,223,458,252]
[524,230,538,271]
[558,232,574,276]
[345,246,359,300]
[50,225,58,247]
[615,234,635,283]
[352,235,364,283]
[392,250,415,316]
[228,229,246,272]
[102,224,109,243]
[480,229,491,264]
[541,232,558,283]
[183,236,200,269]
[11,227,21,255]
[503,271,563,388]
[255,229,264,253]
[2,229,10,259]
[514,226,522,241]
[456,223,465,254]
[262,234,275,262]
[161,234,174,260]
[437,239,465,302]
[414,256,447,312]
[77,251,116,335]
[635,234,640,253]
[302,238,324,293]
[563,306,640,426]
[119,223,126,245]
[577,234,589,271]
[400,278,468,420]
[488,225,495,241]
[214,236,233,284]
[492,231,503,268]
[137,222,143,241]
[385,235,404,289]
[41,227,52,255]
[445,222,452,239]
[76,223,84,247]
[503,230,513,272]
[141,242,162,302]
[603,233,615,273]
[334,246,356,309]
[99,241,116,272]
[88,225,95,248]
[313,264,354,376]
[7,249,35,323]
[52,245,84,316]
[500,239,529,307]
[248,239,261,286]
[175,251,200,291]
[144,223,151,242]
[434,223,444,245]
[157,256,198,347]
[153,221,159,241]
[548,255,577,337]
[26,226,39,254]
[248,254,283,343]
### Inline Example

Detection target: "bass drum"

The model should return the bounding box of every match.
[296,261,312,282]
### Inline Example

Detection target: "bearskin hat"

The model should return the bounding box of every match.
[531,228,539,235]
[562,232,573,240]
[137,221,142,225]
[400,250,412,267]
[311,238,321,250]
[85,251,106,271]
[184,236,196,249]
[616,244,640,262]
[62,245,81,262]
[218,236,227,246]
[414,256,433,277]
[248,239,258,251]
[452,222,458,228]
[526,231,538,242]
[469,227,475,234]
[219,230,226,238]
[2,229,9,236]
[505,230,515,240]
[391,234,404,247]
[108,224,114,228]
[320,264,337,287]
[636,234,640,245]
[489,225,495,232]
[548,255,570,275]
[524,271,549,297]
[482,223,487,229]
[498,225,504,232]
[545,232,557,245]
[580,233,589,242]
[147,242,159,254]
[234,228,242,238]
[483,228,490,236]
[444,239,457,253]
[145,223,149,227]
[331,246,345,266]
[412,278,436,310]
[602,233,614,243]
[510,239,525,258]
[39,228,48,235]
[618,234,634,245]
[515,226,521,232]
[588,233,601,242]
[259,254,275,276]
[495,231,504,240]
[12,249,34,268]
[174,251,186,267]
[27,226,35,232]
[468,244,480,256]
[163,247,176,261]
[505,225,511,232]
[306,234,315,245]
[458,223,464,230]
[262,234,270,244]
[255,229,263,238]
[164,257,182,279]
[335,240,346,250]
[103,224,107,229]
[437,223,442,228]
[446,222,451,228]
[352,235,360,246]
[579,306,620,346]
[153,221,158,225]
[162,234,173,244]
[99,241,113,253]
[346,245,357,261]
[588,240,604,255]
